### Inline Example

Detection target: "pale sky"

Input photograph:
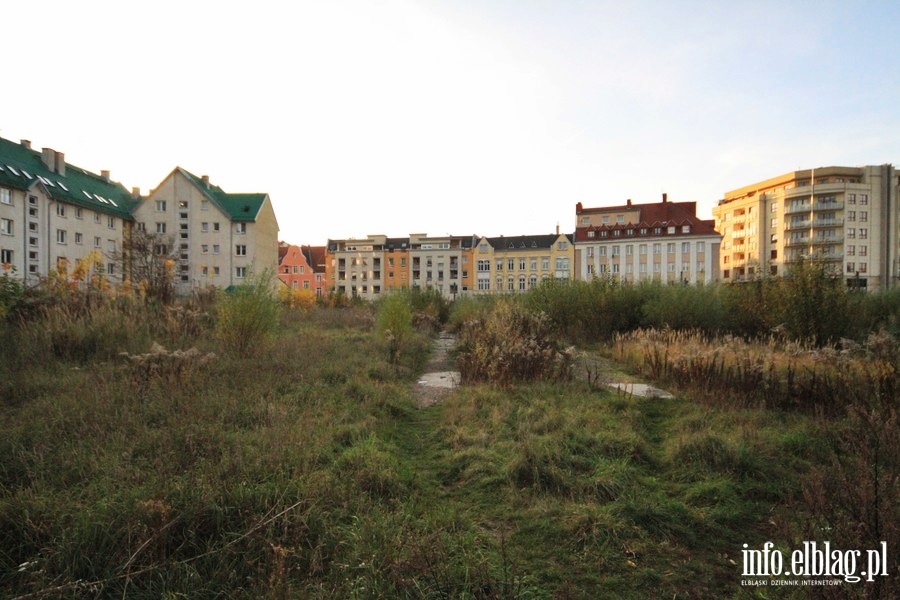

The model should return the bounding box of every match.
[4,1,900,245]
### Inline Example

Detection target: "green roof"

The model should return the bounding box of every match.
[0,137,139,220]
[178,168,267,222]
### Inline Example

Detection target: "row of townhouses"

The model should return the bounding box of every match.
[0,137,279,294]
[3,135,898,296]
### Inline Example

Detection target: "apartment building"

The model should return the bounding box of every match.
[278,242,326,296]
[0,137,139,285]
[301,245,328,297]
[326,234,388,300]
[473,232,574,294]
[574,196,720,284]
[326,234,478,299]
[134,168,279,294]
[408,234,476,298]
[713,165,899,289]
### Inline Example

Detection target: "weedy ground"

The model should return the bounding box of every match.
[0,298,893,599]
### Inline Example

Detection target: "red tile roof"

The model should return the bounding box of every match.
[574,200,718,242]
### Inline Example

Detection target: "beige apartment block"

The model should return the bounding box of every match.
[574,196,721,284]
[408,234,476,298]
[135,168,279,294]
[714,165,899,289]
[0,137,139,285]
[473,232,574,294]
[326,235,388,300]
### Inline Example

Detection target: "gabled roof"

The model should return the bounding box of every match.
[301,245,327,272]
[0,137,139,219]
[178,168,268,222]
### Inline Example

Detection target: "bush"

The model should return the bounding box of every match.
[376,291,414,364]
[457,300,572,386]
[215,272,280,354]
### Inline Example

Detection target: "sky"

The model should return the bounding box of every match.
[4,0,900,245]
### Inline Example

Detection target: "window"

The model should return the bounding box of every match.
[848,194,856,205]
[557,241,568,250]
[859,263,867,273]
[75,232,83,245]
[847,210,856,221]
[612,245,620,256]
[156,200,166,212]
[847,228,856,239]
[697,241,705,253]
[56,229,67,244]
[156,222,166,234]
[639,244,647,255]
[213,244,220,254]
[477,259,490,272]
[56,204,66,217]
[682,242,690,253]
[235,245,247,256]
[682,225,691,233]
[95,236,102,248]
[107,263,116,276]
[201,244,209,254]
[519,258,526,270]
[0,188,10,205]
[847,245,855,257]
[213,222,220,232]
[587,230,595,238]
[859,228,868,240]
[860,194,868,205]
[599,246,607,256]
[860,211,868,222]
[477,279,490,291]
[508,258,514,270]
[613,230,621,237]
[626,245,634,256]
[859,246,868,257]
[771,202,778,213]
[0,249,11,264]
[667,243,675,254]
[236,223,247,234]
[653,243,661,254]
[201,200,209,211]
[601,216,610,224]
[236,266,247,278]
[542,257,550,270]
[213,266,220,276]
[0,218,12,235]
[107,239,116,253]
[107,216,115,229]
[202,222,209,232]
[94,214,101,224]
[667,226,676,234]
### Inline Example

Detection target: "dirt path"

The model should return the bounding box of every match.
[414,331,459,408]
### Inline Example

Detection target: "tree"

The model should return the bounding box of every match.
[113,228,178,304]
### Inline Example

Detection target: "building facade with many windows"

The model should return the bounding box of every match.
[713,165,899,289]
[134,168,279,294]
[574,196,720,284]
[0,137,139,285]
[473,232,574,294]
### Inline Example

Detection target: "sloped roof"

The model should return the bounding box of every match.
[301,245,327,272]
[0,137,139,219]
[178,168,268,222]
[485,233,573,250]
[574,200,718,242]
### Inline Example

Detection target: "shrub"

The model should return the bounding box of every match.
[457,300,573,386]
[215,272,280,354]
[376,291,414,364]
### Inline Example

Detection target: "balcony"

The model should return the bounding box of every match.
[784,219,811,231]
[810,236,843,246]
[812,220,841,228]
[785,204,812,215]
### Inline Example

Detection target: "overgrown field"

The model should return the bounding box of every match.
[0,276,897,598]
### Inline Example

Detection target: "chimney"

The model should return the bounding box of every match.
[662,193,667,203]
[556,222,560,235]
[201,175,210,187]
[20,140,31,150]
[101,170,110,182]
[41,148,56,170]
[132,187,141,198]
[627,199,632,206]
[55,152,65,176]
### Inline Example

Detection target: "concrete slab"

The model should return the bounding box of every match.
[608,382,674,399]
[418,371,460,389]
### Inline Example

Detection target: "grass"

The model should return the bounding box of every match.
[0,297,887,598]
